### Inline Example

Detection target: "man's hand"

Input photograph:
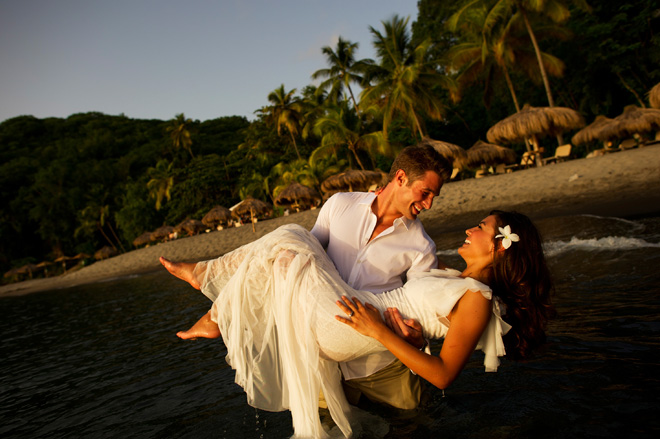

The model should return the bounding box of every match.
[383,307,425,349]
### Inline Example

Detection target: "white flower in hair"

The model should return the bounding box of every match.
[495,225,519,249]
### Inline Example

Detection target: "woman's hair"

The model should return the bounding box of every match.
[488,210,556,360]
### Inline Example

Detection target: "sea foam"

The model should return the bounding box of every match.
[544,236,660,257]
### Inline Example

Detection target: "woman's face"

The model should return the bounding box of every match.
[458,215,499,262]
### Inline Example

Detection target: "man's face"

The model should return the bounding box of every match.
[394,170,442,220]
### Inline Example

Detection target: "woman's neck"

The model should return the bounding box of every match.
[461,263,491,285]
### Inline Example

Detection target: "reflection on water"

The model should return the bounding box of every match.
[1,214,659,438]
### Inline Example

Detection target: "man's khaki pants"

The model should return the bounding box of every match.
[320,359,421,410]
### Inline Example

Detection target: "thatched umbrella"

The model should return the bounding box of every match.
[16,263,40,279]
[487,104,585,166]
[466,140,516,168]
[55,255,77,271]
[232,197,273,232]
[202,205,233,228]
[274,183,321,210]
[3,267,22,281]
[151,225,175,242]
[94,246,118,260]
[175,218,207,236]
[417,137,468,170]
[571,115,618,145]
[595,105,660,140]
[133,232,153,247]
[649,83,660,109]
[320,169,385,195]
[36,260,54,273]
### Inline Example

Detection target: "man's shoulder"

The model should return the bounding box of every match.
[403,218,436,249]
[324,191,374,210]
[328,191,373,203]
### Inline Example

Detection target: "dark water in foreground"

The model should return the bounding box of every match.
[1,214,660,438]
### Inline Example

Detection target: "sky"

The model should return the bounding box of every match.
[0,0,420,124]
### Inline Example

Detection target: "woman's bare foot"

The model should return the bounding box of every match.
[160,257,201,290]
[177,311,221,340]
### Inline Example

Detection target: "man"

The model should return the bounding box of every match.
[311,144,452,410]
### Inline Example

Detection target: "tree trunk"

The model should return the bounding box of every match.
[347,85,361,117]
[615,71,646,107]
[349,144,366,170]
[290,132,302,160]
[502,65,521,112]
[521,8,554,108]
[521,8,564,146]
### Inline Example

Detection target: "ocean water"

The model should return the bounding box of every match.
[1,214,659,438]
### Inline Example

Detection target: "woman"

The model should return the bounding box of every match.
[161,210,554,438]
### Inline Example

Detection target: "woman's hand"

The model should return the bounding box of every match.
[335,296,388,340]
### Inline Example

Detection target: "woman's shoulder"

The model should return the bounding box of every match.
[408,269,492,300]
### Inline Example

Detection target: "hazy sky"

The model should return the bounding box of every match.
[0,0,419,123]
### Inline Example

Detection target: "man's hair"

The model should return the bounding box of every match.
[387,144,452,184]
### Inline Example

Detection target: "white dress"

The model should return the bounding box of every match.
[192,224,511,439]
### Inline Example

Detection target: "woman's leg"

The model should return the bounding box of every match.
[176,310,221,339]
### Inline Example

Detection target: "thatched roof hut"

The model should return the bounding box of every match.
[466,140,516,167]
[175,219,207,236]
[596,105,660,140]
[150,225,175,242]
[232,197,273,219]
[487,105,585,144]
[320,169,385,195]
[274,183,321,210]
[571,115,618,145]
[94,246,118,260]
[649,83,660,109]
[201,206,233,228]
[487,104,584,166]
[231,197,273,232]
[133,232,153,247]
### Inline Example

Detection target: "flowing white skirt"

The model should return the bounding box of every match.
[193,224,386,438]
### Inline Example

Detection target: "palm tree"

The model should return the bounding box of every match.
[75,185,126,253]
[265,84,304,160]
[313,104,391,170]
[146,160,175,210]
[447,5,566,113]
[360,15,456,140]
[451,0,590,108]
[167,113,194,158]
[299,85,328,141]
[311,37,373,116]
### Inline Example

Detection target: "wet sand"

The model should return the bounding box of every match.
[2,144,659,297]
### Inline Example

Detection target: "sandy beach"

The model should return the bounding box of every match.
[3,144,660,297]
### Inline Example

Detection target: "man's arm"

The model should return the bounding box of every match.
[310,194,334,247]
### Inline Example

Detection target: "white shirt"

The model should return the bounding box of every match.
[311,191,437,379]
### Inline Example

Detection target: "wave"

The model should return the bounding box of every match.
[436,236,660,258]
[544,236,660,257]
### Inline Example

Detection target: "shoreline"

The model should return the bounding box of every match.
[3,145,660,297]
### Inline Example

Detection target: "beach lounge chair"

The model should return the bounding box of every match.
[618,138,637,150]
[494,163,506,174]
[505,151,536,172]
[543,144,572,164]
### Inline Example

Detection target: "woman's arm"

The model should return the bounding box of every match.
[336,290,492,389]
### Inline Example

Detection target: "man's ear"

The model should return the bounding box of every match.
[394,169,408,186]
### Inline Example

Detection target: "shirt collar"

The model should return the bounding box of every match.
[360,192,414,231]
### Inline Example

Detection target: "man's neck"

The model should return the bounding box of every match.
[369,184,403,241]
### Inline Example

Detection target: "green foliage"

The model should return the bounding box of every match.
[164,154,237,225]
[2,0,658,276]
[0,112,246,274]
